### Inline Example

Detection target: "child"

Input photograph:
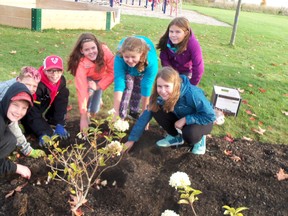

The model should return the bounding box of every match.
[0,66,41,100]
[21,55,70,146]
[0,82,34,178]
[113,36,158,120]
[157,17,204,86]
[0,66,45,158]
[67,33,114,132]
[125,67,216,155]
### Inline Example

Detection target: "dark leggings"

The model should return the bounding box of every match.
[0,129,16,159]
[152,109,213,146]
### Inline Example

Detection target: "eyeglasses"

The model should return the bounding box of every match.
[46,69,63,74]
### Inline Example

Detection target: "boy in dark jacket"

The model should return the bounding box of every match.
[0,82,33,178]
[22,55,70,146]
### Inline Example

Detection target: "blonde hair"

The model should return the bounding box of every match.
[18,66,41,83]
[118,37,150,72]
[149,67,182,112]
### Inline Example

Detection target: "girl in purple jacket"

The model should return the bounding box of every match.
[157,17,204,86]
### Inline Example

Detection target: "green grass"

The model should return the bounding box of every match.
[0,8,287,144]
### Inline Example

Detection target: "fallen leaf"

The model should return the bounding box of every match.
[246,110,252,115]
[224,149,233,156]
[248,84,253,87]
[249,117,256,121]
[259,88,266,93]
[242,136,253,141]
[270,63,278,66]
[281,110,288,116]
[283,93,288,97]
[237,88,244,93]
[10,71,17,75]
[9,50,17,54]
[5,182,28,198]
[258,121,263,126]
[230,155,241,162]
[252,126,266,135]
[275,168,288,181]
[224,136,234,143]
[242,99,248,104]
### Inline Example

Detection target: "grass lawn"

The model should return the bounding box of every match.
[0,6,287,144]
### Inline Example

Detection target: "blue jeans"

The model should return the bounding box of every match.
[87,80,102,114]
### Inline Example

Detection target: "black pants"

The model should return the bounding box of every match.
[0,129,16,159]
[152,109,213,146]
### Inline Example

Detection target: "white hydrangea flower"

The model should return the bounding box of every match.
[161,209,180,216]
[108,108,116,115]
[169,171,191,189]
[107,141,123,156]
[114,119,129,132]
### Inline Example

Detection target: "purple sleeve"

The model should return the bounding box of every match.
[159,50,170,67]
[189,35,204,85]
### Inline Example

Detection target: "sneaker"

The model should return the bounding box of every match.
[156,134,184,147]
[128,111,140,120]
[190,135,206,155]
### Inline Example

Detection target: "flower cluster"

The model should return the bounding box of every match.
[161,209,179,216]
[169,171,191,189]
[106,141,123,156]
[107,108,116,115]
[114,119,129,132]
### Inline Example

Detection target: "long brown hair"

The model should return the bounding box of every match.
[67,33,104,76]
[117,37,150,72]
[157,17,191,54]
[149,67,182,112]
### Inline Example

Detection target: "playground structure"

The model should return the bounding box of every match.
[0,0,120,31]
[79,0,182,16]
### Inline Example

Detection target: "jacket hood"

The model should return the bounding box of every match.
[179,75,190,97]
[0,82,33,123]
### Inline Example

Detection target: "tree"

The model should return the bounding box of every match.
[230,0,242,46]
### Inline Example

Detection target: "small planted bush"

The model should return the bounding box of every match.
[44,112,129,215]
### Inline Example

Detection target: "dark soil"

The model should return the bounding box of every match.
[0,118,287,216]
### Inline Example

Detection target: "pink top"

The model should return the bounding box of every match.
[75,44,114,114]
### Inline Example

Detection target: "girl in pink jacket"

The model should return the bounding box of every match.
[68,33,114,132]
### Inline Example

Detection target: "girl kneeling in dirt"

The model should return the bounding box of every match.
[0,82,34,179]
[125,67,216,155]
[68,33,115,132]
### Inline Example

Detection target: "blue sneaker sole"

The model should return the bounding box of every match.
[156,141,184,148]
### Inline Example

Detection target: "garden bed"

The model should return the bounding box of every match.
[0,118,287,215]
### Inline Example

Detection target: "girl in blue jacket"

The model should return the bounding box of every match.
[125,67,216,154]
[113,36,158,120]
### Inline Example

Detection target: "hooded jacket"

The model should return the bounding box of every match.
[0,82,33,175]
[159,32,204,86]
[128,75,216,142]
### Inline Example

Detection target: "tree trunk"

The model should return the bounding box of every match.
[230,0,242,46]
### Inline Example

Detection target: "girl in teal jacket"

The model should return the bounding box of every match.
[113,36,158,120]
[125,67,216,155]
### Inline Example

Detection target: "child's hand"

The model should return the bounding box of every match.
[123,141,135,153]
[28,149,46,158]
[16,164,31,179]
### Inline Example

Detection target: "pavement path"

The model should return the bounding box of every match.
[117,4,231,27]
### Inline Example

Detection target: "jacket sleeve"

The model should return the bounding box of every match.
[185,89,216,125]
[159,50,171,67]
[8,122,32,156]
[128,110,152,142]
[0,159,17,176]
[114,55,127,93]
[188,37,204,85]
[97,45,115,91]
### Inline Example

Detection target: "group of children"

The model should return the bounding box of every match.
[0,17,215,179]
